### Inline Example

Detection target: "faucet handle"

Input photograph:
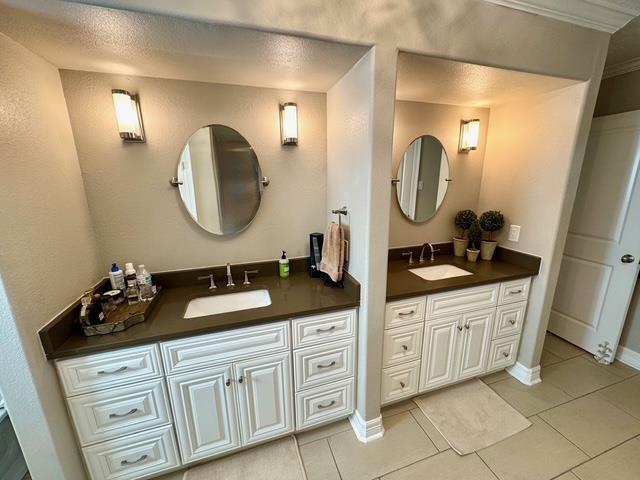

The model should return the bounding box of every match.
[197,274,217,290]
[402,252,414,264]
[243,269,259,285]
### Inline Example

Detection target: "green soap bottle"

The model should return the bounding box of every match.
[279,250,290,278]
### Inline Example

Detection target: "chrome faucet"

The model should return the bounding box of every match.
[243,269,259,285]
[197,273,217,290]
[226,263,235,287]
[401,251,414,264]
[419,242,440,263]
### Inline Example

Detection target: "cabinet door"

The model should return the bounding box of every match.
[234,352,293,446]
[420,316,460,392]
[168,365,240,464]
[456,309,494,381]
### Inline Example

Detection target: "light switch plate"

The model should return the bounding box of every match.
[508,225,521,242]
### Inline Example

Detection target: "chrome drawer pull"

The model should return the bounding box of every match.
[238,376,244,384]
[502,352,510,358]
[509,289,523,295]
[225,378,231,387]
[121,454,148,466]
[317,361,337,369]
[464,323,470,330]
[317,400,336,409]
[97,366,128,375]
[509,319,516,325]
[457,325,463,331]
[109,408,138,419]
[397,310,416,317]
[402,344,408,351]
[316,325,336,333]
[399,381,406,388]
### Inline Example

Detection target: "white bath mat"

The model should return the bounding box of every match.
[414,379,531,455]
[184,435,307,480]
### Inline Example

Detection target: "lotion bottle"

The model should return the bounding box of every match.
[279,251,290,278]
[109,263,125,290]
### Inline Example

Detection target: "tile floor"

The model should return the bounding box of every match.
[297,332,640,480]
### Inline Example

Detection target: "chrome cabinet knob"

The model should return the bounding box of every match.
[509,319,516,325]
[621,254,636,264]
[402,344,408,351]
[399,381,406,388]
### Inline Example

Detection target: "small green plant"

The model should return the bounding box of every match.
[454,210,477,239]
[478,210,505,241]
[468,220,482,249]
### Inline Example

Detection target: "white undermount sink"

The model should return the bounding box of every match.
[184,289,272,319]
[409,264,473,281]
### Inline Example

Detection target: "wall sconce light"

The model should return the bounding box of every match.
[459,119,480,153]
[112,89,145,142]
[280,102,298,146]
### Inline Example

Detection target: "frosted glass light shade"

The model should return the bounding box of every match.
[112,89,145,142]
[459,119,480,152]
[280,102,298,146]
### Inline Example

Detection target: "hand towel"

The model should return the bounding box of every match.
[319,221,345,282]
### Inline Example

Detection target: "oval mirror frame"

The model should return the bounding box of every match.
[176,124,264,236]
[394,134,450,223]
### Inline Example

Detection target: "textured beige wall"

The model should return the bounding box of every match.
[0,33,101,480]
[594,70,640,117]
[390,101,490,247]
[478,82,591,369]
[60,70,327,272]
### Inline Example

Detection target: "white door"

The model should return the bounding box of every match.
[420,316,460,391]
[168,365,240,463]
[549,110,640,359]
[456,309,494,380]
[234,352,293,445]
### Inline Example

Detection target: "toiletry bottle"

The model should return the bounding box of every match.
[109,263,125,290]
[124,262,139,304]
[279,251,290,278]
[136,265,153,301]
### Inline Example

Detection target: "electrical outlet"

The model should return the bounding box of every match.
[508,225,521,242]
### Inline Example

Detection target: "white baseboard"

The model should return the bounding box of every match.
[616,346,640,370]
[349,410,384,443]
[507,362,541,386]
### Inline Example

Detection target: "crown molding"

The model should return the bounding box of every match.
[603,56,640,78]
[483,0,640,33]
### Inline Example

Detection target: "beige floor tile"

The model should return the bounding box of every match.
[481,370,511,384]
[542,357,623,397]
[381,450,497,480]
[296,418,352,446]
[572,437,640,480]
[543,333,584,360]
[299,438,341,480]
[554,473,580,479]
[381,399,416,418]
[539,394,640,457]
[328,411,437,480]
[477,416,588,480]
[489,377,572,416]
[597,376,640,419]
[156,472,184,480]
[541,349,563,367]
[410,407,450,451]
[580,354,640,379]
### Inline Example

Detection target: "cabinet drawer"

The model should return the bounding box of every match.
[82,425,180,480]
[385,296,426,329]
[382,324,424,368]
[292,309,356,348]
[426,284,498,320]
[56,345,163,397]
[68,378,172,446]
[161,321,289,375]
[381,361,420,405]
[294,340,354,391]
[493,302,526,339]
[487,335,520,372]
[295,378,354,430]
[499,278,531,305]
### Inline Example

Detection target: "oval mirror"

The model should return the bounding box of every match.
[395,135,450,222]
[177,124,264,235]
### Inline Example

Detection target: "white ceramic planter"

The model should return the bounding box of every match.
[466,248,480,262]
[453,237,469,257]
[480,240,498,261]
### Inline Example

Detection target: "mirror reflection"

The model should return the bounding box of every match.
[395,135,450,222]
[177,124,263,235]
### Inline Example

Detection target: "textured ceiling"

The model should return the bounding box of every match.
[396,53,580,107]
[606,14,640,66]
[0,0,368,92]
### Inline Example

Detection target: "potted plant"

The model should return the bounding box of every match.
[466,220,482,262]
[453,210,477,257]
[478,210,505,261]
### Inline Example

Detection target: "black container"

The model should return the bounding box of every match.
[309,232,324,277]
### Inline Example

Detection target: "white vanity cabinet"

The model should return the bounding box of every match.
[381,278,531,405]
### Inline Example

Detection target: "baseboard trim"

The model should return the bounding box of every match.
[349,410,384,443]
[616,346,640,370]
[507,362,541,385]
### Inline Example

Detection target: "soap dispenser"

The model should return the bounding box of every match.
[279,251,290,278]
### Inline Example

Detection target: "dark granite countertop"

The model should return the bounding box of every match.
[43,269,359,360]
[386,250,540,301]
